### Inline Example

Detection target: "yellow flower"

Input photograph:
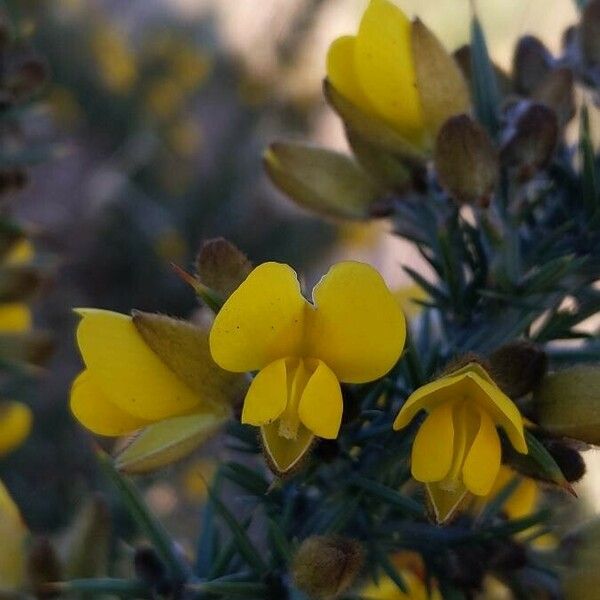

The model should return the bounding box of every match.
[0,401,32,457]
[210,261,406,474]
[70,310,240,438]
[0,481,28,589]
[0,239,35,333]
[91,23,137,94]
[361,553,441,600]
[326,0,469,147]
[393,362,528,523]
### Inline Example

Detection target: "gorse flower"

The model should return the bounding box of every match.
[326,0,469,147]
[210,261,406,474]
[0,401,32,457]
[393,362,528,523]
[0,481,27,589]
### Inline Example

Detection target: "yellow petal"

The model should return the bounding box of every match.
[411,401,454,482]
[5,240,34,265]
[0,303,31,333]
[354,0,425,142]
[462,409,501,496]
[298,360,343,439]
[210,262,306,372]
[0,480,27,589]
[70,370,151,436]
[306,261,406,383]
[241,359,287,426]
[326,36,373,116]
[503,473,539,521]
[468,373,527,454]
[426,482,469,525]
[0,401,32,456]
[76,309,201,420]
[261,423,314,476]
[393,372,465,430]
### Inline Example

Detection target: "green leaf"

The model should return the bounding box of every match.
[470,15,501,138]
[115,412,229,474]
[347,476,424,518]
[579,105,599,217]
[48,579,151,598]
[97,451,189,582]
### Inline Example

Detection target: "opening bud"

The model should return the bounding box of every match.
[513,35,553,96]
[434,114,498,207]
[292,535,364,599]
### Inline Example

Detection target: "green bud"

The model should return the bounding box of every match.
[196,237,252,299]
[500,102,558,180]
[434,114,498,207]
[264,141,382,220]
[292,536,364,599]
[26,537,62,598]
[513,35,553,96]
[581,0,600,65]
[489,340,548,398]
[533,365,600,444]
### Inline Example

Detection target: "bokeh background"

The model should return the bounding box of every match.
[3,0,597,545]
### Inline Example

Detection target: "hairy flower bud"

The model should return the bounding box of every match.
[513,35,553,96]
[533,68,576,128]
[581,0,600,66]
[434,114,499,207]
[292,536,364,599]
[489,340,548,399]
[27,537,62,598]
[500,102,558,180]
[533,365,600,444]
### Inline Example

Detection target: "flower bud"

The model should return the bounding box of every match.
[8,58,49,101]
[513,35,553,96]
[489,340,548,399]
[292,536,364,599]
[196,237,252,299]
[500,102,558,180]
[533,67,576,128]
[134,546,172,596]
[533,365,600,444]
[434,114,498,207]
[264,142,382,220]
[581,0,600,66]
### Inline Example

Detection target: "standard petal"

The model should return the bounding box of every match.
[393,372,464,430]
[261,423,314,476]
[70,370,151,436]
[241,359,288,426]
[468,373,528,454]
[326,36,372,115]
[462,408,501,496]
[411,401,454,482]
[306,261,406,384]
[354,0,425,141]
[0,303,31,333]
[298,360,343,439]
[0,401,32,456]
[76,309,201,420]
[209,262,306,372]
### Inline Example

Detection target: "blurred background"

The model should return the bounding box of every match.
[3,0,596,545]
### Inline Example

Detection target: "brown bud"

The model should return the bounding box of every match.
[500,102,558,180]
[292,536,364,599]
[489,340,548,398]
[27,537,62,598]
[581,0,600,65]
[9,58,49,101]
[196,237,252,299]
[434,114,499,207]
[533,68,576,128]
[513,35,553,96]
[542,438,586,483]
[0,169,28,196]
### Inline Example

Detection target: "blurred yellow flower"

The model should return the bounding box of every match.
[143,78,187,120]
[0,401,32,457]
[394,284,428,321]
[210,261,406,474]
[0,240,34,334]
[91,24,137,94]
[393,362,528,523]
[182,458,217,503]
[326,0,469,147]
[0,481,27,589]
